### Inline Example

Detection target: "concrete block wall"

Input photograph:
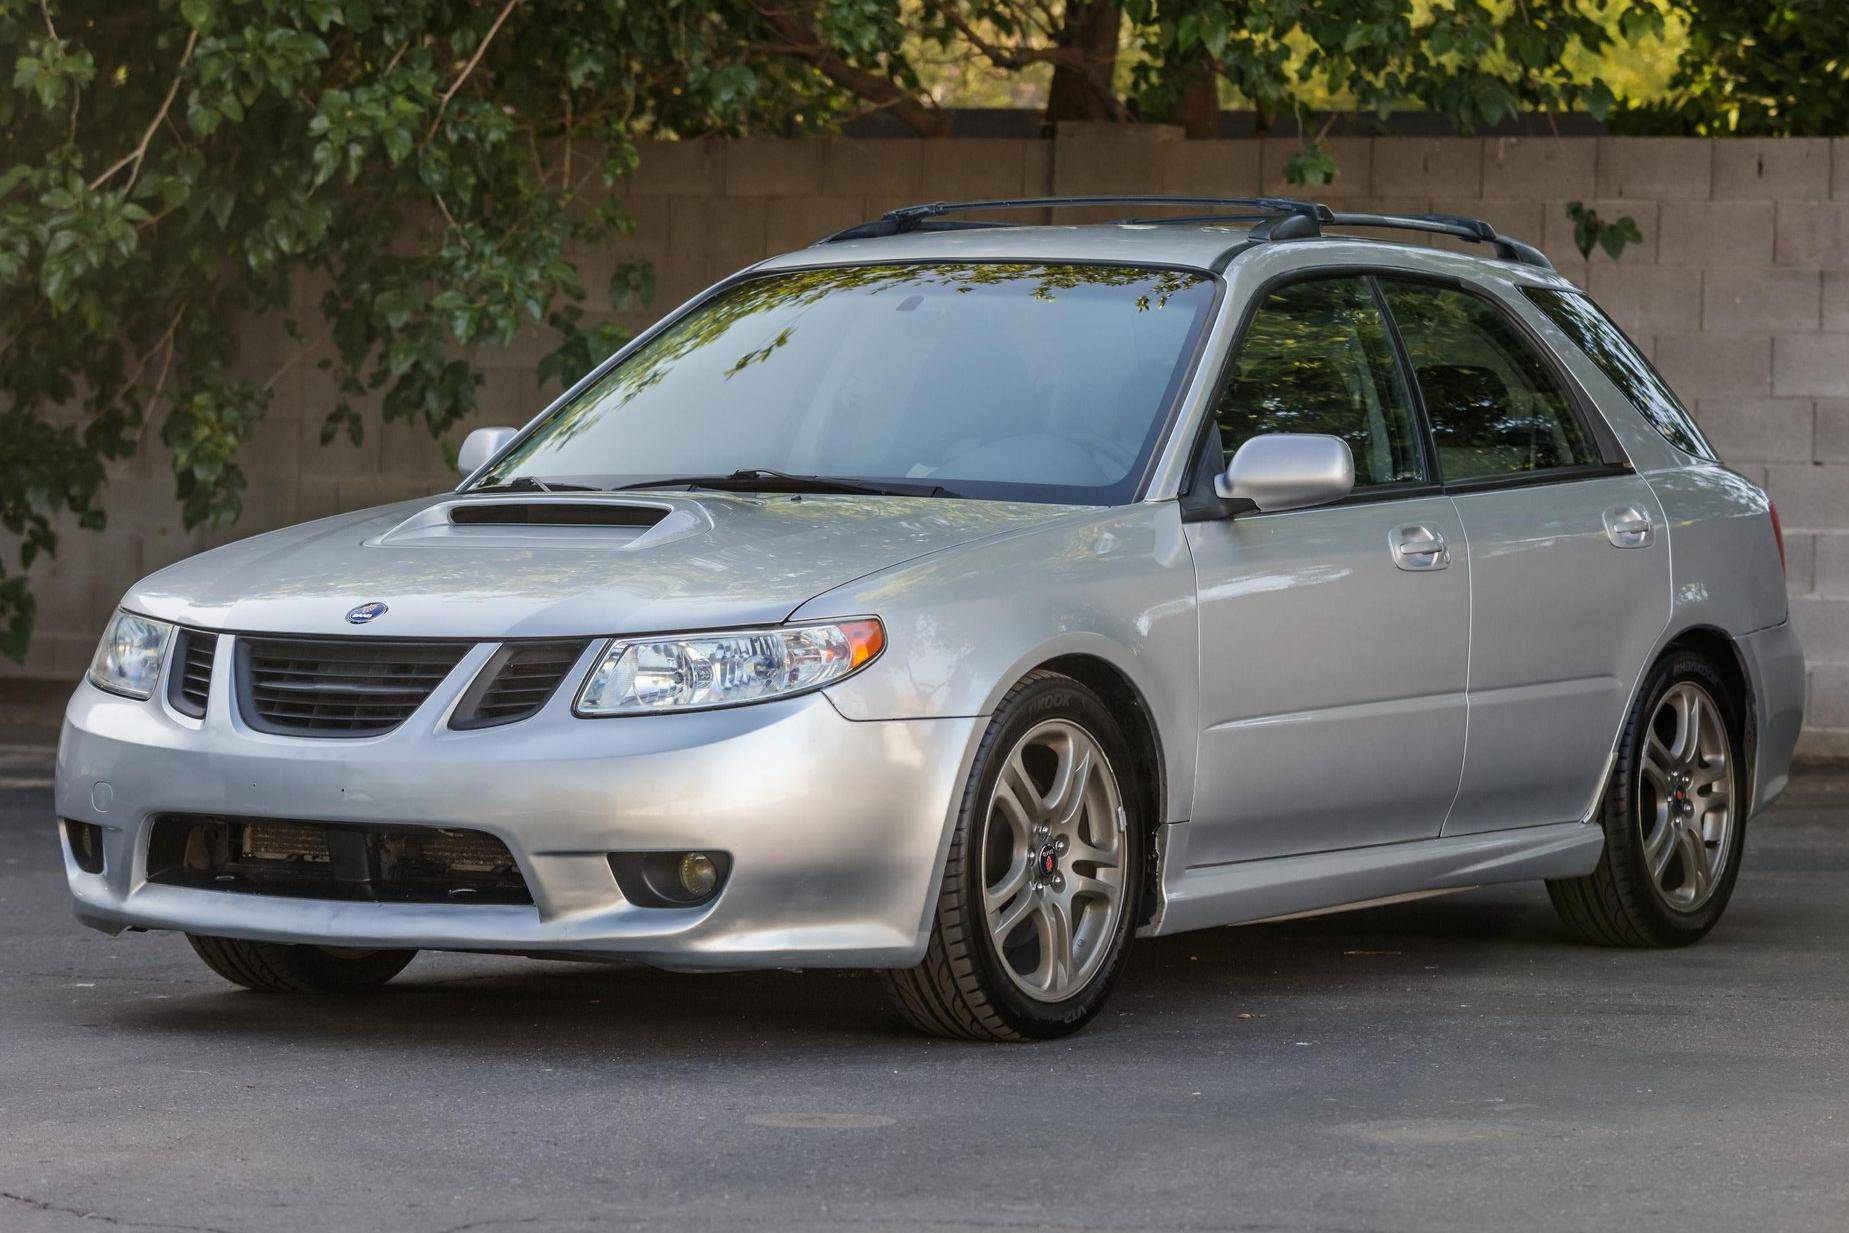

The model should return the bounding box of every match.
[8,133,1848,758]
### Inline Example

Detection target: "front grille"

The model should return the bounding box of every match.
[168,629,216,718]
[236,637,467,737]
[450,640,590,729]
[145,814,531,905]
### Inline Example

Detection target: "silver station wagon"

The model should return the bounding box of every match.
[58,196,1805,1040]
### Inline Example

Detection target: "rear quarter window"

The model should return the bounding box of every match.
[1522,287,1718,461]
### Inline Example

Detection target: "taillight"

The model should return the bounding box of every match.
[1768,500,1787,574]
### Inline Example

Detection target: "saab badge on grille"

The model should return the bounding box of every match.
[345,601,389,624]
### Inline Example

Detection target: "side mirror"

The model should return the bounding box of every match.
[457,426,518,476]
[1214,433,1355,513]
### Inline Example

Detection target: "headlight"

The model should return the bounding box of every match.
[576,619,884,715]
[87,611,174,700]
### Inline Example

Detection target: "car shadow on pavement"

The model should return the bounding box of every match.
[91,879,1733,1055]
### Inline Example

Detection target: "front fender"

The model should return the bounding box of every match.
[800,502,1200,826]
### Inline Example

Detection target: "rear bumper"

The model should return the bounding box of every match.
[55,670,982,969]
[1740,620,1805,815]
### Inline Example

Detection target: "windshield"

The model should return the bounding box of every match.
[475,262,1218,505]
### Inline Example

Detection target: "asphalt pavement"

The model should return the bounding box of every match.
[2,729,1845,1233]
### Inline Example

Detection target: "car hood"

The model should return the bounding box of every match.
[124,491,1084,638]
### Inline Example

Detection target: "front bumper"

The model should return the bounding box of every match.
[55,653,982,970]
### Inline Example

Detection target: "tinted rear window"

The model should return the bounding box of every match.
[1522,287,1717,460]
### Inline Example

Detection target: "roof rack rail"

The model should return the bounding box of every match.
[817,195,1551,270]
[822,195,1333,242]
[1250,209,1553,269]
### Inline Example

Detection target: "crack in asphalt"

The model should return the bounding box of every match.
[0,1190,241,1233]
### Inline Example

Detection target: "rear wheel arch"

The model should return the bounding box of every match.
[1651,625,1756,802]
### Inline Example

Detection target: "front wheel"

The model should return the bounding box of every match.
[1547,652,1746,947]
[884,670,1142,1041]
[187,934,417,992]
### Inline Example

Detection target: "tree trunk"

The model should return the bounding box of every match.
[1177,58,1220,139]
[1045,1,1124,123]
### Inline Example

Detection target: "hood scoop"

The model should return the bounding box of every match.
[371,496,704,550]
[448,501,667,528]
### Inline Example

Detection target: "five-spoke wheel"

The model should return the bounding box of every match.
[982,718,1128,1002]
[885,670,1143,1040]
[1548,652,1746,947]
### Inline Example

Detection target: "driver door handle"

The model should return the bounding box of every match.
[1391,525,1450,571]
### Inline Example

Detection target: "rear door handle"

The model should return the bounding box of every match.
[1391,525,1450,571]
[1604,505,1654,549]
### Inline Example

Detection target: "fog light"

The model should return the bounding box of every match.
[678,851,719,898]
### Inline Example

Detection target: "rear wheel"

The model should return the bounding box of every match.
[187,934,417,992]
[1547,652,1745,947]
[884,670,1142,1041]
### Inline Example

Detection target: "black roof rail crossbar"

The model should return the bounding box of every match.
[822,195,1333,242]
[1323,211,1553,269]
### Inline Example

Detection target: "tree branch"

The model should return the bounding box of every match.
[428,0,521,138]
[88,30,198,193]
[754,2,949,136]
[930,4,1082,72]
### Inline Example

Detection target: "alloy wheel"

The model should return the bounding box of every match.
[981,718,1128,1002]
[1638,681,1734,912]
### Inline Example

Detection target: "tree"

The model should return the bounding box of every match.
[1612,0,1849,135]
[0,0,839,657]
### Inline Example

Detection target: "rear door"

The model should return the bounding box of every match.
[1186,274,1470,865]
[1377,278,1670,834]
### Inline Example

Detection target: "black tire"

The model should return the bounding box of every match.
[883,670,1144,1041]
[1547,651,1746,948]
[187,934,417,992]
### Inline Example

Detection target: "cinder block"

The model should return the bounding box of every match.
[1484,138,1596,201]
[1815,532,1849,597]
[1784,530,1818,594]
[611,195,670,258]
[1834,138,1849,200]
[669,196,768,269]
[1259,138,1372,198]
[920,140,1033,200]
[626,139,724,197]
[297,370,382,480]
[724,139,823,197]
[1773,334,1849,398]
[822,140,922,199]
[1817,400,1849,462]
[1703,268,1822,335]
[1806,664,1849,729]
[1542,200,1660,265]
[1370,138,1483,200]
[1588,265,1703,335]
[1652,333,1771,400]
[765,196,864,254]
[1795,726,1849,761]
[1160,140,1261,196]
[1763,462,1849,530]
[1470,200,1547,247]
[1774,203,1849,267]
[1656,201,1774,267]
[1792,596,1849,665]
[1053,123,1182,196]
[1712,139,1831,201]
[1692,398,1814,463]
[1823,273,1849,333]
[1597,138,1713,200]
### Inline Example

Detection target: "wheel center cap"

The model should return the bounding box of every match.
[1038,843,1061,880]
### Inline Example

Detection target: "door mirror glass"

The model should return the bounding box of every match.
[1214,433,1355,512]
[457,427,518,476]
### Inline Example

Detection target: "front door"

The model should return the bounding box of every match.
[1186,275,1471,867]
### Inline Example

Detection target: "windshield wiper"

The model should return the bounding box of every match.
[619,468,955,498]
[469,476,603,494]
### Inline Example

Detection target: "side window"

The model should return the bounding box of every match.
[1215,277,1425,488]
[1381,281,1598,481]
[1522,287,1717,461]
